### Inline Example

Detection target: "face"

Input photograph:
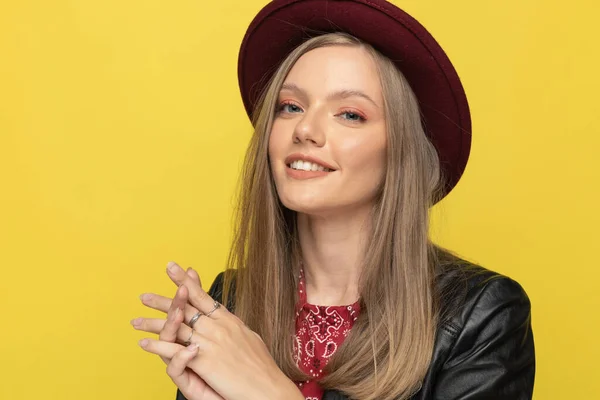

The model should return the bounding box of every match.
[268,45,387,216]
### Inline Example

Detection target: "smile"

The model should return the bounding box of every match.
[287,160,333,172]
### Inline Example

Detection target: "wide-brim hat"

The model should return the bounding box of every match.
[237,0,471,199]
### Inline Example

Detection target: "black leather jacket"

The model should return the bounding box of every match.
[176,254,535,399]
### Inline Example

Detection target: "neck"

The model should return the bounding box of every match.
[297,207,371,306]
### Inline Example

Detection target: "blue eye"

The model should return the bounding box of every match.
[341,112,362,121]
[278,102,303,114]
[338,111,366,123]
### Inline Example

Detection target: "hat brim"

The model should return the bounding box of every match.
[238,0,471,199]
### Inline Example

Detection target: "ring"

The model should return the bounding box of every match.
[188,311,203,328]
[205,301,221,317]
[183,329,194,346]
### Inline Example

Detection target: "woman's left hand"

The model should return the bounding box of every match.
[134,262,303,400]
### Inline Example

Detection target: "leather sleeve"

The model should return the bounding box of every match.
[175,272,226,400]
[433,277,536,400]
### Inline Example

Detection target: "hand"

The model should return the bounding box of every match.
[133,266,202,365]
[147,284,226,400]
[132,265,224,400]
[135,262,303,400]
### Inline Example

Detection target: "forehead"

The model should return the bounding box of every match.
[283,46,382,98]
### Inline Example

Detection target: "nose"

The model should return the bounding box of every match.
[292,110,326,147]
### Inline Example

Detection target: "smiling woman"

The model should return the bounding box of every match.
[269,45,389,215]
[132,1,535,399]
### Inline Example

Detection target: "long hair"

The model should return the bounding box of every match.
[222,32,443,400]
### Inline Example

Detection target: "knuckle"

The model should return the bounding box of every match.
[139,319,150,331]
[230,322,244,335]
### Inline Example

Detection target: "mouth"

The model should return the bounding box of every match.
[284,153,337,173]
[286,160,334,172]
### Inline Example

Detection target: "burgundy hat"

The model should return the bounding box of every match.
[237,0,471,199]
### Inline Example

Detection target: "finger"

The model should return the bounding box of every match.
[166,343,199,391]
[138,338,182,359]
[154,286,187,365]
[186,267,201,286]
[132,316,209,342]
[139,292,174,312]
[160,286,188,343]
[167,263,221,317]
[133,317,208,349]
[166,261,190,286]
[168,263,205,297]
[130,317,166,334]
[139,292,200,324]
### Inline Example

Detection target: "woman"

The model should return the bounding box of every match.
[131,1,535,399]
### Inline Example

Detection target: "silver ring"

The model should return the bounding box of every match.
[183,329,194,346]
[188,311,203,328]
[205,301,221,318]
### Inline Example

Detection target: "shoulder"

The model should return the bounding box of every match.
[417,248,535,399]
[433,247,531,332]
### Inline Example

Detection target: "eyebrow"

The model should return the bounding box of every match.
[280,83,380,108]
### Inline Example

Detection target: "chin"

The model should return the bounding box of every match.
[279,194,332,215]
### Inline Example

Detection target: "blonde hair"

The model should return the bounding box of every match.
[222,32,443,400]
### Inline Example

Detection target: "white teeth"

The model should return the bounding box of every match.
[288,160,332,172]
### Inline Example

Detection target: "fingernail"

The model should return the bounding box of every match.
[187,343,198,352]
[174,307,181,317]
[139,293,151,302]
[167,261,181,274]
[139,339,149,348]
[130,318,142,327]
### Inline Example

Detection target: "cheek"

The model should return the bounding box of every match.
[268,123,292,197]
[338,131,387,180]
[268,121,287,161]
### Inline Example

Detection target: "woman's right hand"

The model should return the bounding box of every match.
[133,267,225,400]
[160,283,225,400]
[156,267,203,365]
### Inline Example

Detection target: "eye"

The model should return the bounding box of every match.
[277,101,303,114]
[338,110,366,123]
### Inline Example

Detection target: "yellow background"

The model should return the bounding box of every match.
[1,0,598,398]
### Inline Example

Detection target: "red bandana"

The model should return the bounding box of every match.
[293,268,361,399]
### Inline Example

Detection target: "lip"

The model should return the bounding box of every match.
[285,167,331,180]
[284,153,337,171]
